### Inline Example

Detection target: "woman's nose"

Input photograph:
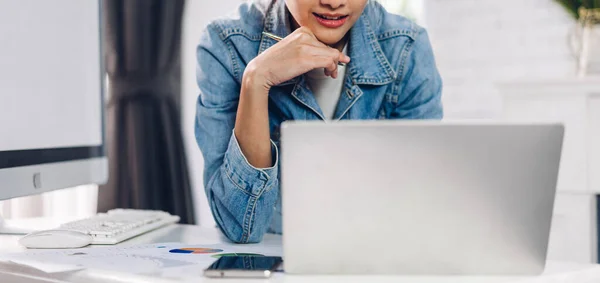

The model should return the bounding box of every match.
[320,0,347,9]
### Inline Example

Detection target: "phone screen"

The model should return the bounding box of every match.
[204,256,283,278]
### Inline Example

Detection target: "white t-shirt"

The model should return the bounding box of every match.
[305,45,348,120]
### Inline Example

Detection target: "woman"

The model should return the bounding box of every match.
[195,0,443,243]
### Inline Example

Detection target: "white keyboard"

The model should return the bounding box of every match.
[58,209,180,245]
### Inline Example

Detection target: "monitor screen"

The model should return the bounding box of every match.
[0,0,103,169]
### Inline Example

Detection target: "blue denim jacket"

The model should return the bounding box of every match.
[195,0,443,243]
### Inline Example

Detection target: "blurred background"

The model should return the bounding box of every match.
[1,0,599,265]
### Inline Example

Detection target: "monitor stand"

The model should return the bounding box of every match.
[0,214,62,235]
[0,215,32,234]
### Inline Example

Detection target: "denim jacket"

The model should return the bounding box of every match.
[195,0,443,243]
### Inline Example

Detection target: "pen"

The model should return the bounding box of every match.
[262,32,346,66]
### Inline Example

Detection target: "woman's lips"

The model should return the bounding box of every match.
[313,13,349,28]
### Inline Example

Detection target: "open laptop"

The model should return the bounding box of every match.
[281,121,563,275]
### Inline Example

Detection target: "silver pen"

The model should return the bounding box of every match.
[262,32,346,66]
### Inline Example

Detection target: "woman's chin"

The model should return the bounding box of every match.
[315,33,347,48]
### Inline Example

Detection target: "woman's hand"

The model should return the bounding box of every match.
[244,27,351,92]
[235,27,349,168]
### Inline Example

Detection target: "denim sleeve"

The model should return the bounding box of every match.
[195,25,279,244]
[393,28,444,119]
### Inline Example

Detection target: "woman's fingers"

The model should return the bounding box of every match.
[323,64,338,78]
[308,55,339,78]
[329,61,339,79]
[340,53,351,64]
[301,34,351,65]
[301,45,344,73]
[254,26,352,86]
[293,27,351,76]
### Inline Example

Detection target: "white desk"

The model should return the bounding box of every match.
[1,224,600,283]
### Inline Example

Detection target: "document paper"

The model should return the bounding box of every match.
[0,242,282,278]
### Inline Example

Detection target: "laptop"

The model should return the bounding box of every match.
[280,121,563,275]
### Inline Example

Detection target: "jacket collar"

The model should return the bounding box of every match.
[258,0,396,86]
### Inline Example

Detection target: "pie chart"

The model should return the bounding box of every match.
[168,248,223,254]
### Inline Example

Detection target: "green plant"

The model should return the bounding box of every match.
[556,0,600,19]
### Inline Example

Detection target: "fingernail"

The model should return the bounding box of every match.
[345,55,351,61]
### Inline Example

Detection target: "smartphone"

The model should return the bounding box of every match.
[203,256,283,278]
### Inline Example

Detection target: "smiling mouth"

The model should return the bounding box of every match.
[313,13,349,20]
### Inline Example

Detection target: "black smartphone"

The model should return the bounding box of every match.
[203,256,283,278]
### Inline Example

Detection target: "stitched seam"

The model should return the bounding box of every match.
[219,28,262,41]
[398,39,414,83]
[258,34,268,55]
[391,56,399,98]
[354,78,392,85]
[206,164,222,194]
[377,29,415,41]
[363,18,395,81]
[241,194,260,243]
[257,0,279,55]
[222,164,255,197]
[246,194,260,242]
[242,196,256,242]
[339,92,364,120]
[391,34,414,107]
[337,87,364,120]
[204,24,235,78]
[224,32,262,41]
[263,179,277,193]
[354,80,393,85]
[291,80,326,121]
[241,196,256,243]
[224,40,240,79]
[393,80,399,104]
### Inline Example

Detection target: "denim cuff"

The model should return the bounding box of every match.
[223,130,279,196]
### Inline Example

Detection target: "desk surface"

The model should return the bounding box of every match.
[1,224,600,283]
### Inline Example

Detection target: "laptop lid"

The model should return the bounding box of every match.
[281,121,563,275]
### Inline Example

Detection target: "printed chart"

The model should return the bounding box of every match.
[168,248,223,254]
[0,242,282,279]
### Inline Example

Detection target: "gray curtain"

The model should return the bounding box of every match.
[98,0,195,224]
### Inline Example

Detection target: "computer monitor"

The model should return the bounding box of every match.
[0,0,106,231]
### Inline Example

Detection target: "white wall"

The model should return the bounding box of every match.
[182,0,243,227]
[184,0,581,226]
[424,0,578,118]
